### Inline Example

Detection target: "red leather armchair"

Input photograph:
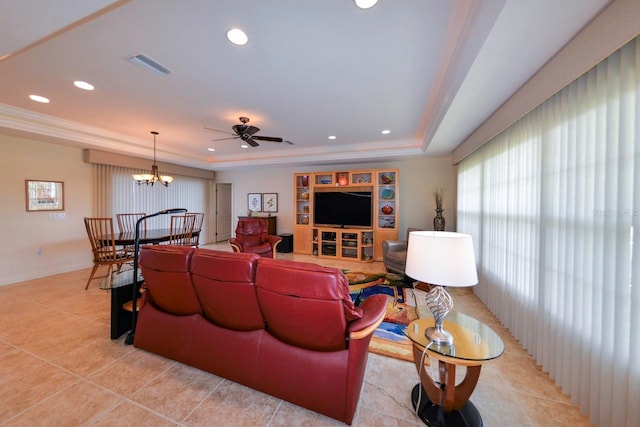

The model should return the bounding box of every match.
[229,218,282,258]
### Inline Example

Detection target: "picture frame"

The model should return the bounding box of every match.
[263,193,278,213]
[26,180,65,211]
[248,193,262,212]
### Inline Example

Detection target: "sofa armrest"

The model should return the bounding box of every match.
[265,234,282,246]
[382,240,407,254]
[348,294,387,340]
[229,238,242,253]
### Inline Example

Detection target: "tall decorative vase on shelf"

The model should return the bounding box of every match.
[433,208,445,231]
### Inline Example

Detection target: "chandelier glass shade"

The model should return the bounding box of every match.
[132,131,173,187]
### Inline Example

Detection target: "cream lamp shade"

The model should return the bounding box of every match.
[405,231,478,287]
[405,231,478,345]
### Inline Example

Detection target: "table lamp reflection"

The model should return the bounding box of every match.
[405,231,478,345]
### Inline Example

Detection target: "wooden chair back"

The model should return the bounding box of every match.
[189,212,205,247]
[83,217,133,289]
[117,213,147,234]
[169,214,197,246]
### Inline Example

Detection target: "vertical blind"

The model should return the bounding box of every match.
[457,37,639,427]
[93,164,213,243]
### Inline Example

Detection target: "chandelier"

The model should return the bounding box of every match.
[132,131,174,187]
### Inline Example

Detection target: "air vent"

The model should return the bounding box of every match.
[126,53,173,76]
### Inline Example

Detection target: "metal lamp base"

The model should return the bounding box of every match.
[425,285,455,346]
[425,325,454,346]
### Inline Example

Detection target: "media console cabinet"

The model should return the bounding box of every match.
[293,169,398,262]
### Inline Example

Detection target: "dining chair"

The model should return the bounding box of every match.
[116,213,147,234]
[188,212,204,247]
[169,213,197,246]
[116,213,146,255]
[84,217,134,290]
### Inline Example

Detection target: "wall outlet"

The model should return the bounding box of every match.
[49,212,66,220]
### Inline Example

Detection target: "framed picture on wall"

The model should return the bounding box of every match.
[248,193,262,212]
[25,180,65,211]
[263,193,278,213]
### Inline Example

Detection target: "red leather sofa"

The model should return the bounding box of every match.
[134,245,387,424]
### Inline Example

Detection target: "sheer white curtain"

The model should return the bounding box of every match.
[93,165,213,243]
[457,37,639,427]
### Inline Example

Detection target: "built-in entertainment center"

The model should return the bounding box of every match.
[293,169,398,262]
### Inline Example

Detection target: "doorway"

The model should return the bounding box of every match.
[215,183,232,242]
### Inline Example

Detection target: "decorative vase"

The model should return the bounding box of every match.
[381,205,393,215]
[301,175,309,186]
[433,208,445,231]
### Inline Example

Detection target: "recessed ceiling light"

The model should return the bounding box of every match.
[29,94,50,103]
[227,28,248,46]
[207,148,215,152]
[240,144,249,149]
[354,0,378,9]
[381,129,391,134]
[328,135,336,140]
[73,80,94,91]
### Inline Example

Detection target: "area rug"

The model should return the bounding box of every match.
[368,295,419,362]
[344,271,419,362]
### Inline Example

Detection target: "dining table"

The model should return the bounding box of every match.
[104,228,199,246]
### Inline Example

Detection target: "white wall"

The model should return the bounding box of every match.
[0,134,93,285]
[215,156,457,238]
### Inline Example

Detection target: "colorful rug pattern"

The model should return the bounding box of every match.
[368,295,418,362]
[345,271,419,362]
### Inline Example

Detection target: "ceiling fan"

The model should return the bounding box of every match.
[205,116,293,147]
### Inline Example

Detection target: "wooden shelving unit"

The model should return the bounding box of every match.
[293,169,398,262]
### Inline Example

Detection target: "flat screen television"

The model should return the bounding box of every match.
[314,191,372,228]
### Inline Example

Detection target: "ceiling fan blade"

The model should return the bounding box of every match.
[204,126,235,135]
[285,140,295,145]
[245,137,260,147]
[245,125,260,136]
[212,136,239,141]
[253,136,283,142]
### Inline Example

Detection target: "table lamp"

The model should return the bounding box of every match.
[405,231,478,345]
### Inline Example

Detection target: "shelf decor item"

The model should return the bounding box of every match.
[433,186,446,231]
[381,173,394,184]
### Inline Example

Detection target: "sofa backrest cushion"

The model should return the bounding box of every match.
[255,258,362,352]
[191,249,264,330]
[139,245,201,316]
[236,219,267,245]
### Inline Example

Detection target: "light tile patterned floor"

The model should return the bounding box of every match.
[0,243,593,426]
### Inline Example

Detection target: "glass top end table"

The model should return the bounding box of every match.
[405,311,504,426]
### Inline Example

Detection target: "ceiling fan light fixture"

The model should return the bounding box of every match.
[354,0,378,9]
[227,28,248,46]
[381,129,391,134]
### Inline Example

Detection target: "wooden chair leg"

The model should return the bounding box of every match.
[85,263,100,290]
